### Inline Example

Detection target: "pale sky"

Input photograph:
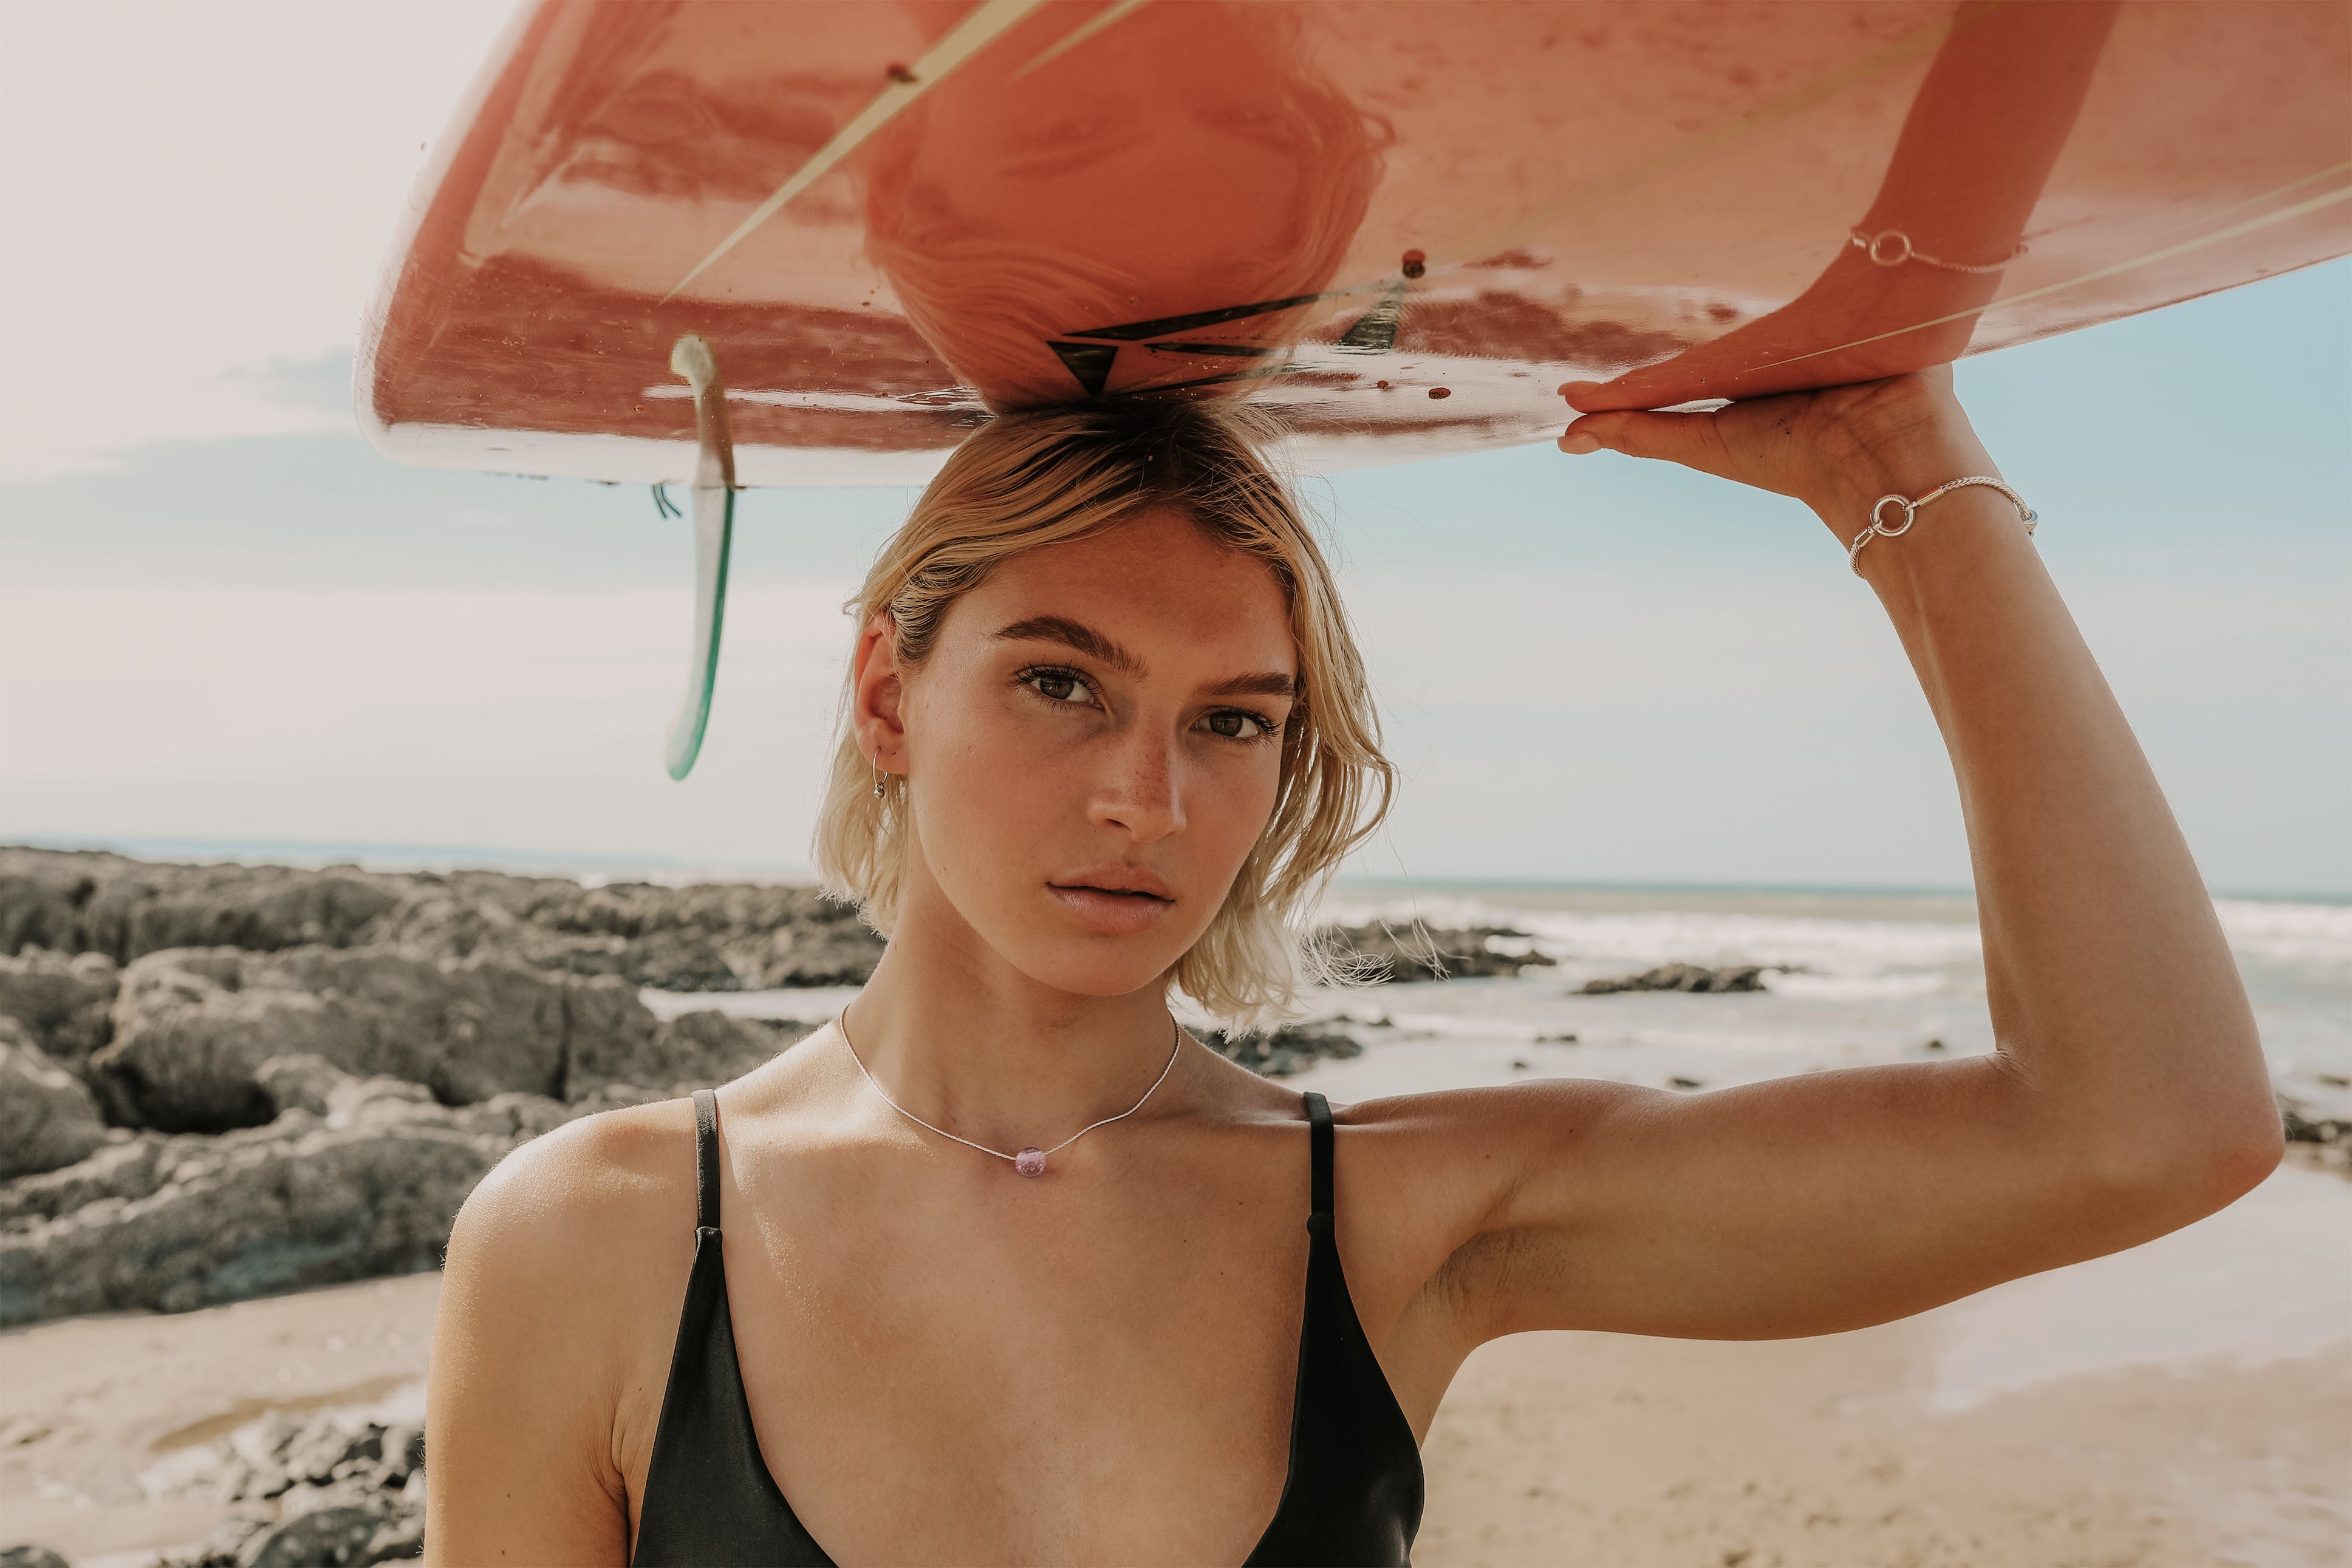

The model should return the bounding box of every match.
[2,2,2347,895]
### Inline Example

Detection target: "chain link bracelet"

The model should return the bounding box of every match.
[1848,476,2039,578]
[1848,227,2025,275]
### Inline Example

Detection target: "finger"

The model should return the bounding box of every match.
[1559,367,1712,413]
[1556,409,1732,477]
[1558,380,1607,413]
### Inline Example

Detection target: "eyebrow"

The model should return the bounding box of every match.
[992,616,1142,676]
[1204,671,1299,701]
[991,615,1297,701]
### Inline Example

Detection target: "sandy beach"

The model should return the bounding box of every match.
[6,1155,2345,1567]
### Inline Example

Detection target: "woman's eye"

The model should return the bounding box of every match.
[1203,710,1273,740]
[1023,669,1093,706]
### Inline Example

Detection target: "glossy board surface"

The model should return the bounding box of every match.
[361,0,2352,486]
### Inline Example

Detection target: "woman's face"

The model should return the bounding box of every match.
[869,510,1298,1000]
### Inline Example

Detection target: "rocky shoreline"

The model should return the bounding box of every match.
[4,849,1549,1332]
[6,846,2335,1344]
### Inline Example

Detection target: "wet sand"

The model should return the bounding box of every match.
[1420,1303,2350,1567]
[7,1161,2347,1566]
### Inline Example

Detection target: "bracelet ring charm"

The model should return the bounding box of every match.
[1869,494,1920,536]
[1849,226,2025,276]
[1848,476,2037,578]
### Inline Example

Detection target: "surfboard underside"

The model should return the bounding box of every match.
[361,0,2352,488]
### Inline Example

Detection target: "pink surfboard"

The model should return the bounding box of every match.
[358,0,2352,772]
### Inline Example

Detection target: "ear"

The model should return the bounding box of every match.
[851,613,908,775]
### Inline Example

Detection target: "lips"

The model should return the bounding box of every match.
[1050,865,1175,901]
[1047,866,1175,936]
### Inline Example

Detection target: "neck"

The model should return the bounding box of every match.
[843,896,1191,1155]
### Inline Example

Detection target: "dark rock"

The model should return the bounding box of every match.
[90,946,658,1132]
[1317,921,1556,983]
[244,1506,384,1567]
[0,847,884,994]
[0,848,401,967]
[2280,1094,2350,1150]
[0,1028,814,1325]
[1197,1023,1362,1077]
[0,1130,171,1229]
[0,1108,509,1324]
[166,1501,413,1568]
[1667,1075,1705,1090]
[637,1011,803,1088]
[1580,963,1768,995]
[256,1054,352,1119]
[1,1546,72,1568]
[0,947,120,1066]
[0,1020,109,1178]
[145,1409,426,1567]
[378,1423,425,1487]
[392,875,884,990]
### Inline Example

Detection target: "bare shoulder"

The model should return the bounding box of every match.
[449,1096,702,1296]
[1319,1080,1637,1310]
[428,1098,705,1561]
[1333,1075,1646,1219]
[438,1097,703,1398]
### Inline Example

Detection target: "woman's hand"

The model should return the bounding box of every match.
[1556,364,2000,545]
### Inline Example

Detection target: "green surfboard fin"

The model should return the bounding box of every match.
[663,334,736,781]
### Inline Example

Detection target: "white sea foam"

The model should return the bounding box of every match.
[1326,890,2350,979]
[2215,898,2352,966]
[1321,891,1983,974]
[1765,970,1950,1001]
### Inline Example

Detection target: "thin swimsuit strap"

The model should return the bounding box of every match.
[694,1086,720,1230]
[631,1086,1421,1566]
[1307,1089,1335,1214]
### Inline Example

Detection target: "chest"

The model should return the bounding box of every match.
[668,1155,1320,1561]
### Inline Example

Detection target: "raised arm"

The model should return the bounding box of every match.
[1405,370,2281,1349]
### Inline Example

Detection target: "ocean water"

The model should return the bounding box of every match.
[1303,883,2352,1114]
[652,882,2352,1118]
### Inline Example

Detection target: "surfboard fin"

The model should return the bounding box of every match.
[662,334,736,781]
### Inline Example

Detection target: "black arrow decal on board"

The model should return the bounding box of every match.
[1335,281,1408,353]
[1048,341,1121,397]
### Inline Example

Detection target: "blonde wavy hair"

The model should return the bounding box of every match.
[813,400,1393,1032]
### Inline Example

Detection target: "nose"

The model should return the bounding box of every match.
[1089,725,1186,844]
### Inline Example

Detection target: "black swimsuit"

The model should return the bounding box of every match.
[632,1089,1423,1566]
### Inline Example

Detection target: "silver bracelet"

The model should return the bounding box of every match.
[1848,476,2038,578]
[1848,226,2025,275]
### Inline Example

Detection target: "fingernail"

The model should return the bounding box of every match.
[1557,431,1600,455]
[1557,381,1604,412]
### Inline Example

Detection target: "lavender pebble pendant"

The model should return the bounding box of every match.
[1014,1147,1047,1179]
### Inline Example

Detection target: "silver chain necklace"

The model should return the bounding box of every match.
[837,1008,1185,1178]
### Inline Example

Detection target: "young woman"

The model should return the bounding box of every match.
[425,369,2280,1566]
